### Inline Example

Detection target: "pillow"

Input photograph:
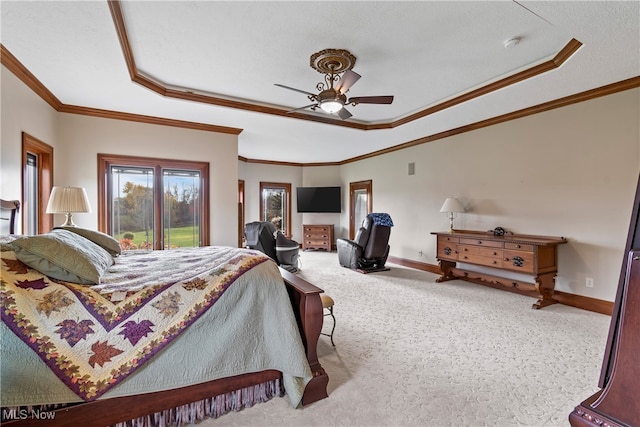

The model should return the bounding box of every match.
[54,226,122,257]
[12,229,114,285]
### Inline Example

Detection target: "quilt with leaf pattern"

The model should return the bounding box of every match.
[1,242,273,402]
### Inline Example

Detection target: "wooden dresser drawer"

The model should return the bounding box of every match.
[304,226,331,234]
[505,242,534,252]
[503,250,535,273]
[438,235,459,244]
[458,253,503,268]
[437,243,458,260]
[458,245,502,258]
[305,239,329,246]
[304,232,331,239]
[459,237,504,248]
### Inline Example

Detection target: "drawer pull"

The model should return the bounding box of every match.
[516,244,521,248]
[512,256,524,267]
[477,241,483,244]
[444,246,452,256]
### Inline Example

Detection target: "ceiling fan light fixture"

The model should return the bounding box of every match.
[276,48,394,120]
[320,100,343,113]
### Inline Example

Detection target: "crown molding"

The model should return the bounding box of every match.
[238,76,640,166]
[59,104,243,135]
[3,17,638,168]
[108,0,582,131]
[338,75,640,165]
[1,44,63,110]
[1,44,242,135]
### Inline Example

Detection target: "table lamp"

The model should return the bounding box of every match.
[440,197,464,233]
[46,186,91,227]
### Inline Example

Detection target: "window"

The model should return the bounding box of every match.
[22,132,53,234]
[259,182,291,237]
[98,154,209,250]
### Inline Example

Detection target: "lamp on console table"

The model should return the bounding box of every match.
[440,197,464,233]
[46,186,91,227]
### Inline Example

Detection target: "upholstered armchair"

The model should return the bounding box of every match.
[337,213,393,273]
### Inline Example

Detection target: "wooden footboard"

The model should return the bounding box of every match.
[2,268,328,426]
[279,267,329,405]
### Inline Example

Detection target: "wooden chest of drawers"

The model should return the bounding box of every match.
[303,224,334,251]
[432,230,567,309]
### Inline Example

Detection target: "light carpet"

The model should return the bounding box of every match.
[205,251,611,426]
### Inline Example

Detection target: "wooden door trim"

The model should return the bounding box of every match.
[22,132,54,234]
[349,180,372,240]
[238,180,245,248]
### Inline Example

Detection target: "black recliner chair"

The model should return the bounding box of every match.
[244,221,300,272]
[337,213,393,273]
[244,221,278,261]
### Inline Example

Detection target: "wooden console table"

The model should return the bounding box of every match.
[432,230,568,309]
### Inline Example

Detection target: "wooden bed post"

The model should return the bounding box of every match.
[279,268,329,405]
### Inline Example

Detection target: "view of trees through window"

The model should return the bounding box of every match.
[262,188,285,231]
[260,182,291,237]
[110,166,201,250]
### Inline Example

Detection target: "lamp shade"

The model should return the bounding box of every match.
[440,197,464,213]
[46,187,91,214]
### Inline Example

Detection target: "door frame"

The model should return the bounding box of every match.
[22,132,54,234]
[238,180,245,247]
[349,180,372,239]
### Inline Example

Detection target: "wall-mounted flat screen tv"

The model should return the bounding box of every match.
[296,186,341,213]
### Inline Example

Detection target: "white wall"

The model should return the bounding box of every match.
[239,90,639,302]
[57,114,239,246]
[239,162,303,241]
[238,162,344,242]
[339,88,640,301]
[5,62,639,302]
[301,165,343,237]
[1,65,240,246]
[0,67,59,207]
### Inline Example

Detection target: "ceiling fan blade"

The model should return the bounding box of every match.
[336,70,361,94]
[336,107,352,120]
[287,103,318,113]
[349,95,394,105]
[274,83,317,97]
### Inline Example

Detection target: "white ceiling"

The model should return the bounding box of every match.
[1,1,639,163]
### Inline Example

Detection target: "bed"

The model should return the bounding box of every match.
[0,227,328,426]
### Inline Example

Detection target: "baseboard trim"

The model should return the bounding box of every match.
[387,256,441,274]
[552,290,613,315]
[386,256,613,315]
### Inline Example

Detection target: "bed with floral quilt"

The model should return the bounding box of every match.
[0,229,328,426]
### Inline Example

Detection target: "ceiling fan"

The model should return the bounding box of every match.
[275,48,394,120]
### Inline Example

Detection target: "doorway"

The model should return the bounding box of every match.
[349,180,372,239]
